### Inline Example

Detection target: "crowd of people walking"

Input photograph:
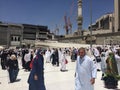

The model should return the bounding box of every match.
[0,44,120,90]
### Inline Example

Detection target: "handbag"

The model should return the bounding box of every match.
[65,59,68,64]
[30,56,38,69]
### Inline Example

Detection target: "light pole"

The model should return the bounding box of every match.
[90,0,92,48]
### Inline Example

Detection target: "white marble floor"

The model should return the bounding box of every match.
[0,56,120,90]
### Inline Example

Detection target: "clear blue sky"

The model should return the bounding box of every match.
[0,0,114,35]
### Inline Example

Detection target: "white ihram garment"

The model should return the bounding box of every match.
[93,48,101,70]
[45,50,51,63]
[24,53,31,63]
[115,54,120,75]
[60,53,66,70]
[75,55,97,90]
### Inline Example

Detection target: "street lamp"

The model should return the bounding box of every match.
[90,0,92,48]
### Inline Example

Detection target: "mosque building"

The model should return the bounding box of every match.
[0,22,54,48]
[0,0,120,47]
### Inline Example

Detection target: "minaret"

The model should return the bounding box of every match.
[77,0,83,36]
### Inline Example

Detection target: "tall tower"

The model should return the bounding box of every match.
[77,0,83,36]
[114,0,120,32]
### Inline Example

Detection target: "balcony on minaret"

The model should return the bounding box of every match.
[78,0,82,7]
[77,16,83,24]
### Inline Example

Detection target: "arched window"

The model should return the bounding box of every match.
[11,36,13,41]
[18,37,20,41]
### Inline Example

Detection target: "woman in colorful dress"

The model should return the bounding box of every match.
[103,52,119,89]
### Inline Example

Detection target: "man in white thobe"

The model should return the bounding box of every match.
[24,50,31,71]
[45,49,51,63]
[93,47,101,71]
[75,47,97,90]
[115,53,120,75]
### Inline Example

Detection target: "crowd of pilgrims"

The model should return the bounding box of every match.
[88,45,120,89]
[0,45,120,88]
[0,47,77,83]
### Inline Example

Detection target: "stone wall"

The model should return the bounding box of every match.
[59,32,120,45]
[0,25,8,45]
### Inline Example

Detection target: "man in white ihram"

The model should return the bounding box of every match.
[75,47,97,90]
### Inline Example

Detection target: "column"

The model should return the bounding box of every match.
[114,0,120,32]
